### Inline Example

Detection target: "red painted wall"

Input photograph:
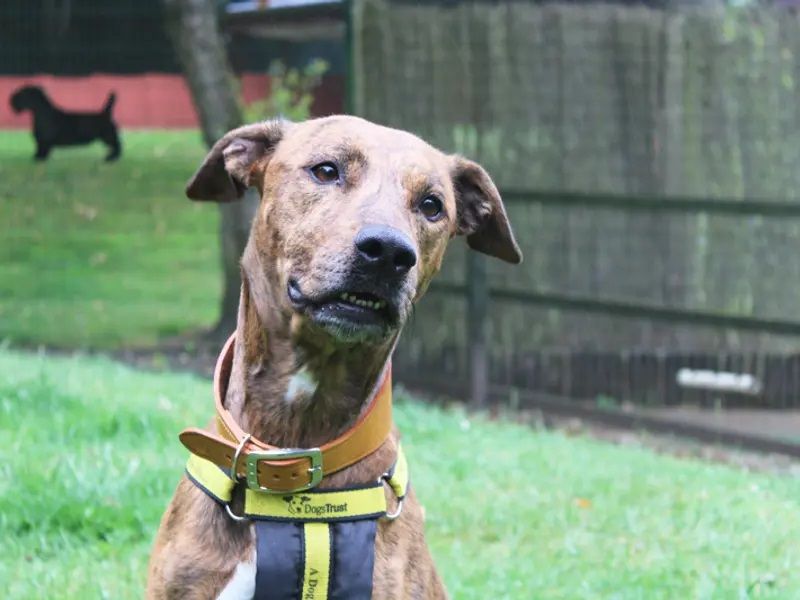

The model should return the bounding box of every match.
[1,73,344,129]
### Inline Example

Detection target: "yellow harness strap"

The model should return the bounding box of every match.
[185,446,408,521]
[302,523,331,599]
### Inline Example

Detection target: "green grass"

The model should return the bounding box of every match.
[2,350,799,599]
[0,130,218,348]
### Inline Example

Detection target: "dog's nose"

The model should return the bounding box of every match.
[354,226,417,275]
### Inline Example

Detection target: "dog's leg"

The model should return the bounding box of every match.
[102,128,121,162]
[33,142,51,161]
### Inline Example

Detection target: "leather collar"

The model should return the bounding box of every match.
[178,333,393,493]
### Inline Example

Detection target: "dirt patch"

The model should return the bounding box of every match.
[110,340,221,379]
[645,406,800,442]
[533,413,800,476]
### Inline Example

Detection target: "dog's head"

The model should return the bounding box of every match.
[187,116,521,345]
[10,85,47,113]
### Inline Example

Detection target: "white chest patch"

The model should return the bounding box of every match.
[216,548,256,600]
[285,367,318,402]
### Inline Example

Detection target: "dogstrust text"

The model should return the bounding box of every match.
[285,495,349,517]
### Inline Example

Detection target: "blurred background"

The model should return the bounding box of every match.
[3,0,800,597]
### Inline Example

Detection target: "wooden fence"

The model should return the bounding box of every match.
[392,188,800,408]
[350,1,800,408]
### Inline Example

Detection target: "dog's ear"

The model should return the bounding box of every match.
[186,120,286,202]
[450,157,522,264]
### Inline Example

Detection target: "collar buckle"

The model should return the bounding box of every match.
[245,447,323,494]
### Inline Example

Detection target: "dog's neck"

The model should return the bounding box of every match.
[222,251,395,448]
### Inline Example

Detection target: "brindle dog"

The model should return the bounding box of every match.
[147,116,521,599]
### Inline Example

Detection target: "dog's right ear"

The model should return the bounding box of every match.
[186,120,286,202]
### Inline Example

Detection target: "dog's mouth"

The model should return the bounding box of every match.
[287,279,399,341]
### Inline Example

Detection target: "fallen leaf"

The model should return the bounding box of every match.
[573,497,592,509]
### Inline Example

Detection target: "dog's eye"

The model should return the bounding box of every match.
[418,195,444,222]
[309,162,340,184]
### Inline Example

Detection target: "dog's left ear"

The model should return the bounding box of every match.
[186,120,287,202]
[450,157,522,264]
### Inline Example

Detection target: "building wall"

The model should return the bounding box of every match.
[1,73,345,129]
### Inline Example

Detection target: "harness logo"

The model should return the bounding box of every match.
[283,495,312,516]
[282,495,349,516]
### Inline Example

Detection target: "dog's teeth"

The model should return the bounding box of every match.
[340,293,347,300]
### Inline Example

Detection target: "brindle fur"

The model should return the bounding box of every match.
[147,116,521,599]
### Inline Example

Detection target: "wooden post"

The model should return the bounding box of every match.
[467,251,489,408]
[163,0,248,342]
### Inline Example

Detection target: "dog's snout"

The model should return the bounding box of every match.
[355,226,417,275]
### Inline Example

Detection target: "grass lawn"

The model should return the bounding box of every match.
[0,130,218,348]
[2,350,799,599]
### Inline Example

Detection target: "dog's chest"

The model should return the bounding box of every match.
[217,544,256,600]
[214,520,378,600]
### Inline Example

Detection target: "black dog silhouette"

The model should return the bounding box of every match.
[10,85,121,161]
